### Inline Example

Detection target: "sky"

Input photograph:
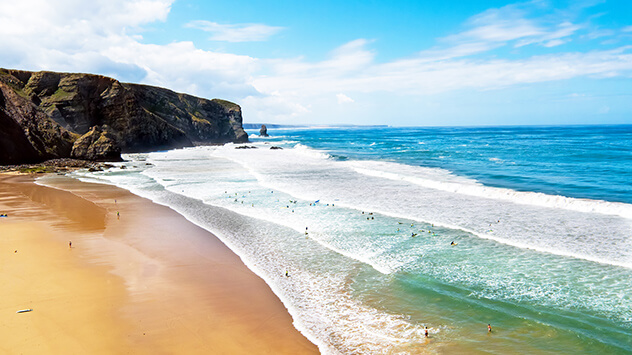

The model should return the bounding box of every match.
[0,0,631,126]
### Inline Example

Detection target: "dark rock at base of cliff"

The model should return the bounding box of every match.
[0,158,111,174]
[270,146,283,150]
[71,125,122,162]
[259,124,269,137]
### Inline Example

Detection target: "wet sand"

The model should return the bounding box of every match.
[0,174,319,354]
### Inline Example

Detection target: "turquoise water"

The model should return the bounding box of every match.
[63,125,632,354]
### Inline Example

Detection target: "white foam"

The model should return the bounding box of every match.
[211,143,632,270]
[347,160,632,220]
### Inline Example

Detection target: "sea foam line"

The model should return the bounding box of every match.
[350,164,632,220]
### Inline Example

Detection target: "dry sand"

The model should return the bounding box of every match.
[0,174,319,354]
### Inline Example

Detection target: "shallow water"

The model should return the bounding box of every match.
[57,125,632,354]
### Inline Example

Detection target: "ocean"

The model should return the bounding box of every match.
[49,124,632,354]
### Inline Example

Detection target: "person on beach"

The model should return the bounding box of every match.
[117,211,120,219]
[488,324,492,332]
[69,241,72,249]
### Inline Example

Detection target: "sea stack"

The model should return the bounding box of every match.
[259,124,269,137]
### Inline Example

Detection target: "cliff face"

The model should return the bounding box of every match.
[0,79,76,164]
[0,68,248,164]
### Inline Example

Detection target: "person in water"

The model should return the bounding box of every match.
[488,324,492,332]
[424,326,429,337]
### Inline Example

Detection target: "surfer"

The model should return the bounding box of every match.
[450,241,457,246]
[285,271,289,277]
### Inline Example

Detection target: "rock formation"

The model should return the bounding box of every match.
[0,68,248,164]
[259,124,269,137]
[70,125,122,162]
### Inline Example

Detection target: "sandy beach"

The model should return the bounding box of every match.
[0,173,318,354]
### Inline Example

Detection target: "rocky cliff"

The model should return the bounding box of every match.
[0,68,248,164]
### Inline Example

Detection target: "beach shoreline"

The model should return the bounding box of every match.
[0,173,318,354]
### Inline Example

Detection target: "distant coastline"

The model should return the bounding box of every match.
[243,123,390,129]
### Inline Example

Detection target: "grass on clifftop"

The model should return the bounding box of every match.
[211,99,240,111]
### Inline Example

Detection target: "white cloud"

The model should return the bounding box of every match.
[251,40,632,120]
[623,26,632,33]
[0,0,630,124]
[436,3,584,52]
[336,93,354,104]
[0,0,260,100]
[543,39,566,47]
[186,20,283,42]
[242,93,310,122]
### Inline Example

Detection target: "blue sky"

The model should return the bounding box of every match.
[1,0,631,126]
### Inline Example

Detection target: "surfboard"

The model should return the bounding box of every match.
[16,309,33,313]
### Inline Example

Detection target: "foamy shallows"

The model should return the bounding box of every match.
[63,125,632,354]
